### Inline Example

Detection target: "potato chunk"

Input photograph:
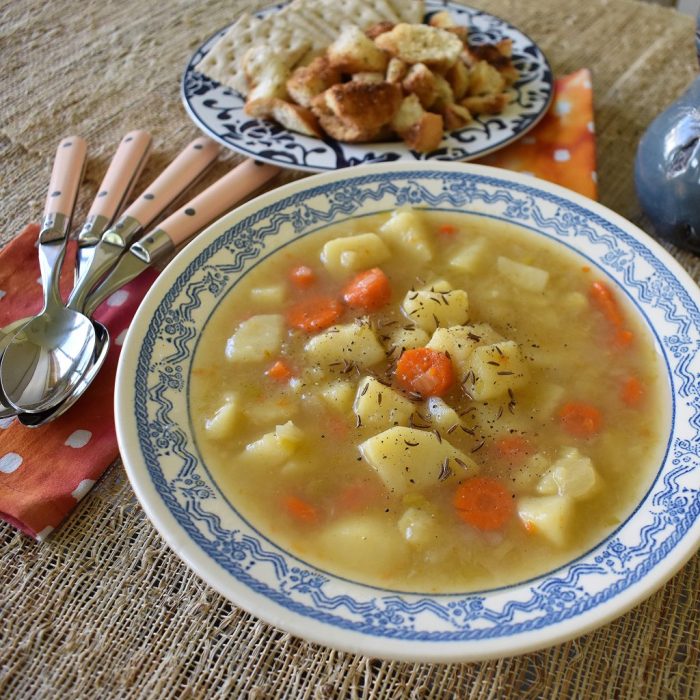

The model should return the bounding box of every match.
[225,314,284,362]
[318,515,409,576]
[321,233,390,276]
[386,326,430,352]
[360,426,478,495]
[250,285,285,306]
[463,340,528,400]
[426,323,503,377]
[425,396,461,431]
[537,447,600,500]
[517,495,573,546]
[497,256,550,293]
[354,377,414,429]
[320,380,355,412]
[304,319,385,368]
[204,394,239,439]
[401,286,469,333]
[379,209,433,262]
[449,238,488,274]
[398,507,439,546]
[243,420,304,469]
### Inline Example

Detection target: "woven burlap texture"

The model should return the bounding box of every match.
[1,0,699,698]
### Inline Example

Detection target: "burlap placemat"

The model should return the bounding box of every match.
[1,1,698,697]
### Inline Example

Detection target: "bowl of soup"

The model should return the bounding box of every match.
[115,162,700,662]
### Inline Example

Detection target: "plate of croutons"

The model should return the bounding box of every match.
[182,0,553,171]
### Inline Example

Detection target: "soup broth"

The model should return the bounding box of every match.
[190,209,668,593]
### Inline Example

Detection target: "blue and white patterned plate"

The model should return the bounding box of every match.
[181,1,554,172]
[116,163,700,661]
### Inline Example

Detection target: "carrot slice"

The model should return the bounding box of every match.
[454,477,514,531]
[289,265,316,288]
[286,295,343,332]
[495,435,532,463]
[621,376,645,407]
[438,223,457,235]
[282,495,319,524]
[336,481,376,513]
[558,401,602,438]
[342,267,391,311]
[589,281,624,327]
[395,347,454,397]
[266,359,293,381]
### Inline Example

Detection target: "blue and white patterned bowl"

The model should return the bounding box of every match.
[181,1,554,172]
[116,163,700,662]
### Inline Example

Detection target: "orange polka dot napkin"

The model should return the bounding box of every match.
[0,69,596,541]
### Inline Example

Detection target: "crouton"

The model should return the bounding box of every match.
[467,60,506,96]
[391,94,444,152]
[402,63,437,108]
[243,46,291,116]
[365,21,395,40]
[352,71,386,85]
[427,11,468,41]
[461,93,510,115]
[270,99,323,137]
[431,74,455,112]
[312,90,394,142]
[441,102,472,129]
[386,57,408,83]
[322,81,402,130]
[327,25,389,73]
[287,56,341,108]
[374,23,463,71]
[446,59,470,100]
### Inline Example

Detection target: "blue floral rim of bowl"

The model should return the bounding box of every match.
[181,1,554,172]
[116,163,700,662]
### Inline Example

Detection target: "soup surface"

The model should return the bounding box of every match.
[190,209,668,593]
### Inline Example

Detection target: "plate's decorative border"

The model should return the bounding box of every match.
[131,169,700,642]
[181,1,554,172]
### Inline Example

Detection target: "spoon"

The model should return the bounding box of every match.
[0,136,89,414]
[0,131,152,418]
[74,130,152,281]
[17,159,281,427]
[0,137,221,415]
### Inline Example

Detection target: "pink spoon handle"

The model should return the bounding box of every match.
[43,136,87,222]
[120,136,220,229]
[85,130,152,223]
[157,160,281,246]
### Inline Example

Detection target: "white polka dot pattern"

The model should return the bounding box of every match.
[554,149,571,162]
[71,479,96,501]
[107,290,129,307]
[0,452,23,473]
[65,429,92,448]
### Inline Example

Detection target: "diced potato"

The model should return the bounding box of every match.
[449,238,488,274]
[398,507,439,547]
[320,380,355,412]
[243,421,303,468]
[387,326,430,352]
[379,209,433,262]
[204,394,239,439]
[401,287,469,332]
[245,398,297,425]
[354,377,414,428]
[518,495,573,546]
[250,285,285,306]
[510,452,550,492]
[360,426,478,494]
[321,233,390,276]
[317,515,409,576]
[426,396,461,430]
[304,319,386,368]
[497,256,550,293]
[426,323,503,377]
[225,314,284,362]
[464,340,528,400]
[537,447,600,500]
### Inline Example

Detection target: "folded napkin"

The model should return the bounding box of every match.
[0,69,596,541]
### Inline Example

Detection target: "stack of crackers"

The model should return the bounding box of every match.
[196,0,517,152]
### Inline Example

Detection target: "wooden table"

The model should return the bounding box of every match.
[1,1,698,697]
